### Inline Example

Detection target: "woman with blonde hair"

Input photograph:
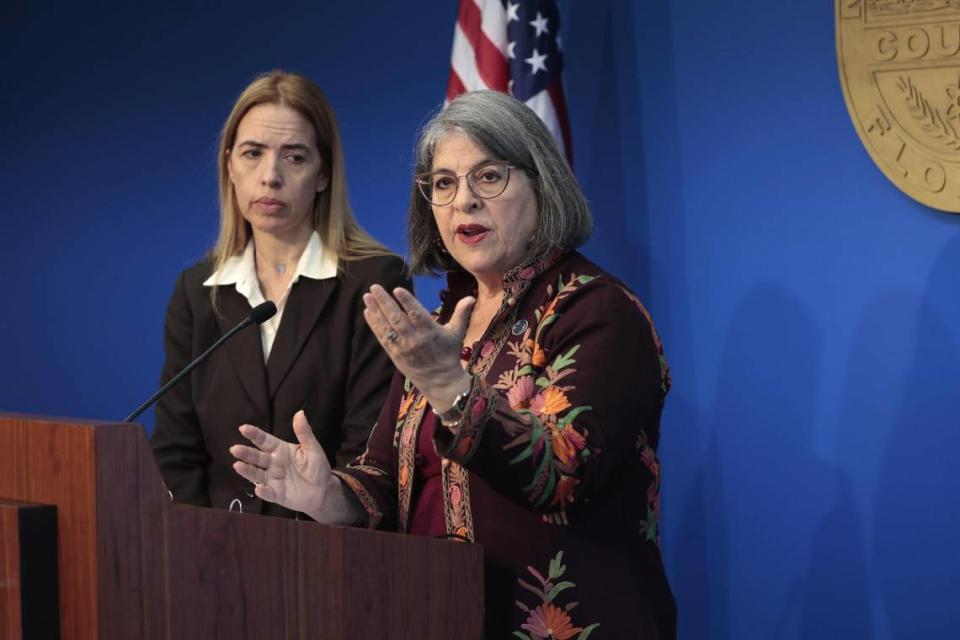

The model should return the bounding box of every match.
[151,71,410,517]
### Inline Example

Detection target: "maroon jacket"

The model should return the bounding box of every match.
[335,251,676,638]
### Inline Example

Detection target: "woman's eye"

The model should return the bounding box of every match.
[477,168,504,182]
[287,154,306,164]
[241,149,261,159]
[434,176,455,191]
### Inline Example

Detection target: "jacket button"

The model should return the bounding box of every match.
[415,454,426,466]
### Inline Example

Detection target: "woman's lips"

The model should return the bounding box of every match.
[253,197,285,213]
[456,224,489,245]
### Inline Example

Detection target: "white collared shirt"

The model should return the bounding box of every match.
[203,231,338,362]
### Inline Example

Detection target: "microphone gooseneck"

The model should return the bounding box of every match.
[122,301,278,424]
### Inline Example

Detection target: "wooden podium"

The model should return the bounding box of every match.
[0,414,484,639]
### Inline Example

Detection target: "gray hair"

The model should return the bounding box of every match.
[407,90,592,275]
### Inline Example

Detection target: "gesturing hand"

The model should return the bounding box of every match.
[362,285,474,410]
[230,410,332,519]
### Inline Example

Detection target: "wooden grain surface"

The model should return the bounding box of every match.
[1,414,484,639]
[0,415,99,639]
[0,504,23,639]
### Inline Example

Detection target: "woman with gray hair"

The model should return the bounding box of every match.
[231,90,676,638]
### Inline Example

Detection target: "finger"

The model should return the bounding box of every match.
[368,284,414,334]
[253,482,277,502]
[363,303,407,354]
[238,423,283,454]
[445,296,476,341]
[362,294,391,336]
[229,443,272,469]
[393,288,433,328]
[363,310,399,358]
[291,410,324,453]
[233,460,269,486]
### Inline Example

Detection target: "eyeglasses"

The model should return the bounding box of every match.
[415,162,518,206]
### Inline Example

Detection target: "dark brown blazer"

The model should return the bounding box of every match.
[150,253,410,517]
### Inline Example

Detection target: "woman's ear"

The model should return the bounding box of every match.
[316,170,330,193]
[226,148,236,184]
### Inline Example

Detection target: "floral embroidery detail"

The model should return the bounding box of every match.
[331,470,383,529]
[517,265,537,280]
[397,389,415,420]
[636,431,662,546]
[507,375,536,409]
[611,283,668,544]
[514,551,600,640]
[395,381,429,532]
[530,386,572,416]
[615,284,671,395]
[496,274,597,510]
[392,378,418,449]
[470,304,520,376]
[531,342,549,368]
[441,458,475,542]
[522,604,579,640]
[552,425,585,466]
[342,463,387,477]
[428,254,568,540]
[549,475,580,509]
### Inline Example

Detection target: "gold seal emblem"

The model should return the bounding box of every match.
[838,0,960,213]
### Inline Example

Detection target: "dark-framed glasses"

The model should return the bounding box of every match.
[415,162,517,206]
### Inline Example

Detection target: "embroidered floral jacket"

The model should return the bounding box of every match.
[334,251,676,639]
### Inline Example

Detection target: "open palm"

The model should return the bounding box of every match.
[230,410,332,517]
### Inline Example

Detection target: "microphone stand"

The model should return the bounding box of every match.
[122,300,275,423]
[123,317,254,423]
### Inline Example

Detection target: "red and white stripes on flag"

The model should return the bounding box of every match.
[446,0,573,165]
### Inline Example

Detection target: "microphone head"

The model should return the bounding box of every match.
[249,301,277,325]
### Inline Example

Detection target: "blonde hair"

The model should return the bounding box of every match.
[211,70,390,275]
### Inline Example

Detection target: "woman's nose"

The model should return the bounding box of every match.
[260,157,283,188]
[452,176,480,212]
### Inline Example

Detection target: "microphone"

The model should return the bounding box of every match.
[122,301,277,423]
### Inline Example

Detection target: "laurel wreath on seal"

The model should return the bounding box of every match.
[897,75,960,151]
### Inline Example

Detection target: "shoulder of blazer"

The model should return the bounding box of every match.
[338,253,411,290]
[179,257,216,292]
[168,257,221,324]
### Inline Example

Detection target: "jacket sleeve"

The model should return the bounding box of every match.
[433,275,669,515]
[150,269,212,506]
[332,371,406,531]
[335,255,414,467]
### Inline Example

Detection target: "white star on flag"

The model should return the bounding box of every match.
[445,0,573,164]
[525,48,548,74]
[529,12,549,37]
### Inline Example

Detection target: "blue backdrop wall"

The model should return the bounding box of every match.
[2,2,958,638]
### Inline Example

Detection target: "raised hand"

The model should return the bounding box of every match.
[362,285,474,411]
[230,410,333,519]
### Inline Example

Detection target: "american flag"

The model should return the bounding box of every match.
[446,0,573,164]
